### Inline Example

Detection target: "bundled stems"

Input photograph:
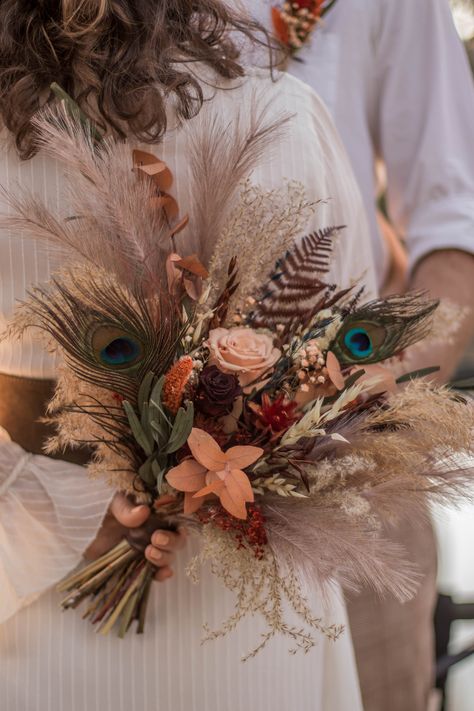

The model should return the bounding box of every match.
[58,539,156,636]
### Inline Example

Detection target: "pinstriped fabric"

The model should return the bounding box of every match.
[0,538,363,711]
[0,69,373,710]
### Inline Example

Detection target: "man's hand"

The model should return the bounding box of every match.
[84,493,187,582]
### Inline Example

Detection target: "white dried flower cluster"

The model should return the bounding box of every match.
[306,455,376,493]
[278,2,320,51]
[340,491,372,518]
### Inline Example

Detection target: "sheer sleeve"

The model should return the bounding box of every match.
[0,440,113,623]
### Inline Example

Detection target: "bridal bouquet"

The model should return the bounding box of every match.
[3,95,473,657]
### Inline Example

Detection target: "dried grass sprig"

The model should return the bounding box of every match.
[188,526,343,661]
[207,180,316,314]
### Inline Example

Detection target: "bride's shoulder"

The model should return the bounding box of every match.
[205,68,334,143]
[232,68,329,114]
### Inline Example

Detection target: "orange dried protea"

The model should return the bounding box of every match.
[162,356,194,414]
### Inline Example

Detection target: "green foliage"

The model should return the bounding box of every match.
[123,372,194,494]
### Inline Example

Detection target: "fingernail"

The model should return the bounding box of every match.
[132,505,147,514]
[153,532,169,546]
[150,549,163,562]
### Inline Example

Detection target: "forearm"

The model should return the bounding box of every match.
[407,249,474,383]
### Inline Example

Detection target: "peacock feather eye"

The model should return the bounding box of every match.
[90,325,143,370]
[333,321,387,365]
[344,327,374,358]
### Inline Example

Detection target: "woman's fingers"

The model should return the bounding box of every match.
[153,566,174,583]
[150,527,188,552]
[145,528,188,577]
[110,493,150,528]
[145,545,176,568]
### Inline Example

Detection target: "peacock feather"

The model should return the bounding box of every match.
[330,292,439,366]
[19,264,183,402]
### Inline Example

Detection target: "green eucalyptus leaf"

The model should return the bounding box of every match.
[149,376,173,428]
[450,377,474,390]
[50,83,104,143]
[140,401,155,451]
[166,403,194,454]
[342,369,366,390]
[396,366,440,384]
[152,459,170,494]
[149,375,165,406]
[123,400,153,456]
[150,418,171,449]
[138,457,156,487]
[138,372,156,416]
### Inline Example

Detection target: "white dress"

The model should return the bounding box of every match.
[0,70,376,711]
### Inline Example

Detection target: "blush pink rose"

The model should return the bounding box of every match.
[207,327,281,388]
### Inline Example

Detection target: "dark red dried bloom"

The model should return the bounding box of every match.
[250,393,299,434]
[196,365,242,417]
[198,503,268,559]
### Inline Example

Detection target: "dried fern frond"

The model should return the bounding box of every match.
[248,226,343,328]
[207,180,317,314]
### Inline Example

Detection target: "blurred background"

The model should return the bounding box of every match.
[432,4,474,710]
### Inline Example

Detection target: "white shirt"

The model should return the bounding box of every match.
[0,70,370,710]
[245,0,474,282]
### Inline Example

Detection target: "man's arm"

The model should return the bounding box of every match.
[374,0,474,277]
[407,249,474,383]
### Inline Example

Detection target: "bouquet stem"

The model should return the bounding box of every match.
[58,516,174,636]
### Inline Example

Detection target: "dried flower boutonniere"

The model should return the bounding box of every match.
[271,0,338,55]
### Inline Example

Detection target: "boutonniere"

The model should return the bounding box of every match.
[271,0,337,55]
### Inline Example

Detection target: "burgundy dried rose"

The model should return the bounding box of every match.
[196,365,242,417]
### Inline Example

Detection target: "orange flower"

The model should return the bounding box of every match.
[271,6,289,45]
[166,428,263,519]
[162,356,194,414]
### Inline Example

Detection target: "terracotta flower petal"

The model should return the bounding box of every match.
[166,458,207,492]
[326,351,345,391]
[219,469,254,520]
[187,428,227,471]
[271,6,289,45]
[225,445,264,470]
[184,491,206,515]
[193,479,225,498]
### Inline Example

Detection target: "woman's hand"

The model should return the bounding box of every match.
[84,493,187,582]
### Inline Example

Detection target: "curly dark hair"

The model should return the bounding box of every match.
[0,0,278,159]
